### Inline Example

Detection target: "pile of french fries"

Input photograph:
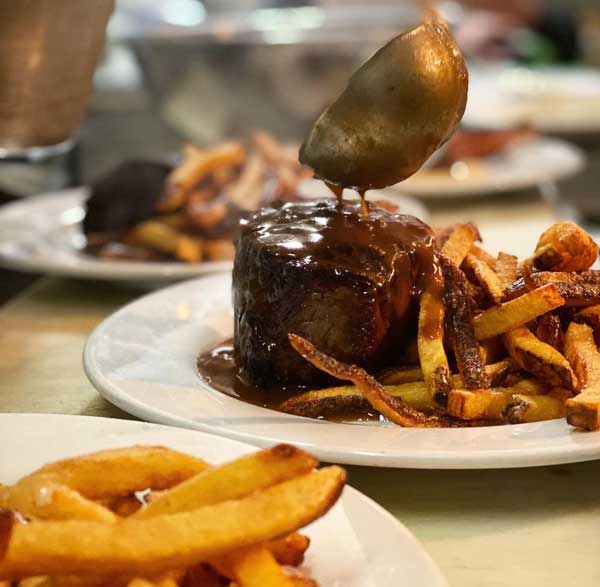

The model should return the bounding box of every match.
[96,133,312,264]
[284,220,600,431]
[0,445,345,586]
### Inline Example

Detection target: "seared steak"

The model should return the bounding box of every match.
[233,199,436,388]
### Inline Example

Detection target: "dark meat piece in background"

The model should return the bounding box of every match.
[233,199,436,388]
[83,161,173,235]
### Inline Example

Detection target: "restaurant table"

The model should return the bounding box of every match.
[2,192,600,587]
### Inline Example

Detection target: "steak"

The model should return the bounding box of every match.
[233,199,436,388]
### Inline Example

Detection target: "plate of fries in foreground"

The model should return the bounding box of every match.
[0,414,446,586]
[84,220,600,469]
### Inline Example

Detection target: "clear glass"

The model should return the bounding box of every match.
[0,0,114,158]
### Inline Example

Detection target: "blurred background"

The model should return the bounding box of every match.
[1,0,600,296]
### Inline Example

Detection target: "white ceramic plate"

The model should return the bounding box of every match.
[464,63,600,135]
[0,185,427,282]
[84,273,600,469]
[0,413,446,587]
[392,136,585,199]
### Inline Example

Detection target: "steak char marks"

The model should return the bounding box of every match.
[233,199,436,388]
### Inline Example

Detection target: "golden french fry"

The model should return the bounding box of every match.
[463,253,503,304]
[447,379,546,420]
[203,239,235,262]
[574,304,600,344]
[473,284,565,340]
[19,446,208,500]
[564,322,600,389]
[214,547,294,587]
[566,385,600,431]
[468,244,496,268]
[495,252,519,290]
[125,222,203,263]
[134,445,317,519]
[564,322,600,430]
[0,480,117,523]
[378,366,423,385]
[503,394,566,424]
[535,313,564,351]
[504,327,575,390]
[266,534,309,568]
[0,467,345,579]
[441,255,489,390]
[527,271,600,306]
[159,142,246,212]
[418,274,452,402]
[441,223,480,267]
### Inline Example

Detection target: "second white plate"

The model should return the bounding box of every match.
[84,273,600,469]
[392,136,585,199]
[0,413,446,587]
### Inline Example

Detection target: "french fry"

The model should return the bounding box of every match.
[441,256,489,390]
[0,480,117,523]
[447,379,546,420]
[473,284,565,340]
[468,244,497,268]
[532,222,598,272]
[266,534,309,568]
[18,446,208,500]
[441,223,480,267]
[225,152,266,211]
[564,322,600,430]
[215,547,294,587]
[563,322,600,389]
[203,239,236,262]
[159,142,246,212]
[527,271,600,306]
[503,394,566,424]
[418,273,453,403]
[504,327,575,390]
[186,198,228,230]
[448,389,511,421]
[0,468,345,579]
[495,252,519,290]
[288,334,449,427]
[574,304,600,344]
[463,253,503,304]
[535,313,564,351]
[125,222,203,263]
[378,366,423,385]
[134,445,317,519]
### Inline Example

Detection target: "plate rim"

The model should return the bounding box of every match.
[0,412,448,587]
[83,273,600,470]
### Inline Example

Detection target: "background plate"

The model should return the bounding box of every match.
[0,186,427,282]
[392,137,585,198]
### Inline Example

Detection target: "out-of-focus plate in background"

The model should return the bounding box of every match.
[464,64,600,136]
[0,185,427,282]
[392,136,585,199]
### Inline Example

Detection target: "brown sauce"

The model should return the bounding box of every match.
[196,341,380,422]
[325,182,344,204]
